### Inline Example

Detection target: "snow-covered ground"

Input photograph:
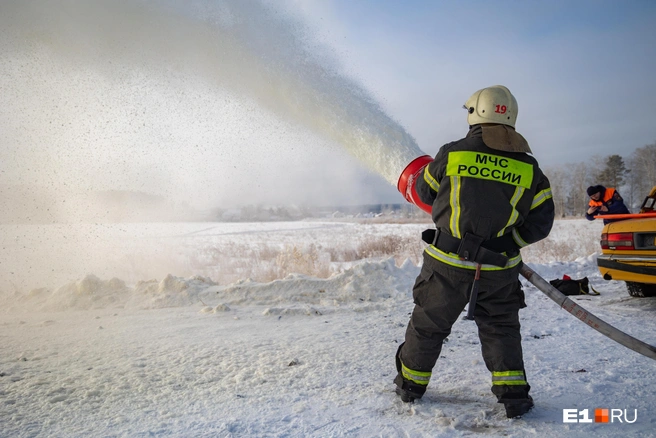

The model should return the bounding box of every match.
[2,218,655,437]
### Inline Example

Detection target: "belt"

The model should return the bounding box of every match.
[421,229,510,267]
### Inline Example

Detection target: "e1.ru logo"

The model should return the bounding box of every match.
[563,408,637,423]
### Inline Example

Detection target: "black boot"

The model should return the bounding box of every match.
[394,343,427,403]
[503,395,534,418]
[493,381,533,418]
[395,386,417,403]
[395,386,415,403]
[394,373,426,403]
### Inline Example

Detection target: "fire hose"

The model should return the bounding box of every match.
[520,264,656,360]
[398,155,656,361]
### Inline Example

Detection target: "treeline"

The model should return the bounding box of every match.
[212,203,426,222]
[544,141,656,218]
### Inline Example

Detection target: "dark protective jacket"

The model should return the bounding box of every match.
[415,125,555,273]
[585,186,630,224]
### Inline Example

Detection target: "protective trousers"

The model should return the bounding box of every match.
[397,256,530,402]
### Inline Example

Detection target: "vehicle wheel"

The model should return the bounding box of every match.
[626,282,656,297]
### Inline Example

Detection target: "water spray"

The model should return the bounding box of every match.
[397,154,656,361]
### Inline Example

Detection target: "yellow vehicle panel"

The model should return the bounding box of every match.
[597,261,656,284]
[596,187,656,289]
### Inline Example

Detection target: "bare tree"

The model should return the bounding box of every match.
[566,162,595,217]
[629,143,656,204]
[544,166,567,218]
[625,155,641,209]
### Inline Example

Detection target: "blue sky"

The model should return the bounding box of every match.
[2,0,656,210]
[288,0,656,167]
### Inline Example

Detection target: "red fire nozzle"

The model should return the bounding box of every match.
[397,155,433,214]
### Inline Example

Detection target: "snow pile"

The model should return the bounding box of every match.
[18,275,131,311]
[210,257,417,308]
[1,220,655,437]
[10,257,419,314]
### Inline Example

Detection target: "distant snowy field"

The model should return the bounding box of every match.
[2,218,655,437]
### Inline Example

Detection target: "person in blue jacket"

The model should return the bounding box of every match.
[585,185,629,224]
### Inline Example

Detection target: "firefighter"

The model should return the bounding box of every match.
[394,85,555,419]
[585,185,629,224]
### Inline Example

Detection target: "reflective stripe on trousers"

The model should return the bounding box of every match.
[492,370,527,386]
[401,363,431,386]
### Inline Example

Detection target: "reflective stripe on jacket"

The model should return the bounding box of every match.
[415,125,555,270]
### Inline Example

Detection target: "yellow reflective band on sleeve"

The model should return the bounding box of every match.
[401,364,431,386]
[498,186,524,237]
[531,188,553,210]
[449,176,462,238]
[423,166,440,192]
[492,370,527,386]
[446,151,534,189]
[512,228,529,248]
[424,245,522,271]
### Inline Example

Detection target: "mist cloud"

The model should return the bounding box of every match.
[0,0,419,222]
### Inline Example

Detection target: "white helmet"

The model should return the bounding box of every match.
[464,85,518,128]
